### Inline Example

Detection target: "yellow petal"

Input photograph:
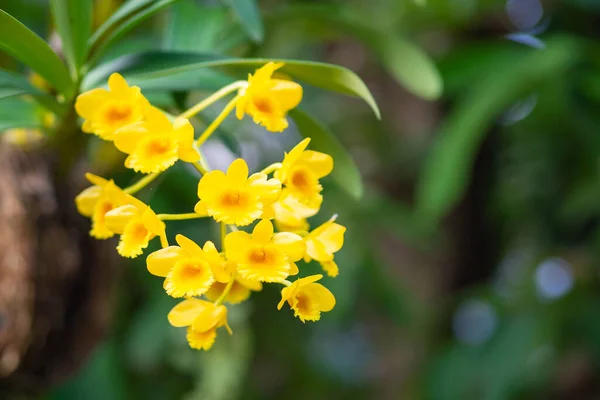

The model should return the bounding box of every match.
[309,283,336,312]
[168,298,209,327]
[175,234,204,257]
[289,262,299,276]
[108,73,130,96]
[193,202,209,217]
[116,218,153,258]
[142,207,165,236]
[271,79,303,111]
[224,231,253,261]
[186,327,217,350]
[272,232,305,262]
[252,219,274,244]
[85,172,109,187]
[144,105,172,132]
[248,174,281,205]
[320,259,339,278]
[125,135,179,173]
[113,122,147,154]
[298,150,333,179]
[164,258,215,298]
[203,241,230,283]
[104,204,139,234]
[147,246,185,277]
[236,275,263,291]
[321,223,346,252]
[275,138,310,182]
[178,146,200,163]
[191,303,227,332]
[90,199,116,239]
[104,181,128,205]
[75,88,109,119]
[75,186,102,216]
[227,158,249,183]
[197,170,226,198]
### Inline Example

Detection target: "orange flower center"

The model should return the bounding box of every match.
[253,97,274,114]
[130,221,149,242]
[249,247,267,263]
[105,104,133,124]
[179,261,208,280]
[295,292,313,315]
[290,168,315,194]
[220,191,249,208]
[143,137,171,157]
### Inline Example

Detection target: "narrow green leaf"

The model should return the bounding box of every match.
[267,6,443,100]
[0,97,43,132]
[0,69,64,115]
[368,35,442,100]
[0,10,73,96]
[83,52,380,118]
[222,0,264,42]
[289,109,363,199]
[416,36,581,224]
[88,0,180,65]
[164,1,227,52]
[51,0,93,75]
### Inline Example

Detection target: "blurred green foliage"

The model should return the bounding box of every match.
[3,0,600,398]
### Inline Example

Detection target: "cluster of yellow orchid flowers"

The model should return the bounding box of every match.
[74,63,345,350]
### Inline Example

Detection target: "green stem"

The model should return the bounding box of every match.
[214,271,237,306]
[220,221,227,250]
[124,172,160,195]
[192,161,209,175]
[179,81,246,119]
[195,95,240,147]
[158,213,207,221]
[260,162,282,175]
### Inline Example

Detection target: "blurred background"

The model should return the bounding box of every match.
[3,0,600,399]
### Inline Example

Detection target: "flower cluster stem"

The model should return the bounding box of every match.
[124,172,160,195]
[260,163,282,175]
[215,271,237,307]
[195,95,240,147]
[192,161,209,175]
[179,81,246,120]
[158,213,207,221]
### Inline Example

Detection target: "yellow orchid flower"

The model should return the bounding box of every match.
[205,274,263,305]
[75,173,128,239]
[75,73,149,141]
[272,189,321,233]
[195,159,281,226]
[275,138,333,201]
[104,195,166,258]
[225,219,305,283]
[168,298,231,351]
[235,62,302,132]
[278,274,336,322]
[113,106,200,174]
[146,234,230,298]
[304,216,345,277]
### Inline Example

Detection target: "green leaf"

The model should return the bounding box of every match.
[0,69,64,115]
[369,35,442,100]
[88,0,180,65]
[0,97,43,132]
[289,109,363,199]
[51,0,93,75]
[416,36,582,224]
[83,52,380,118]
[0,10,73,96]
[164,1,227,52]
[222,0,264,43]
[267,6,443,100]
